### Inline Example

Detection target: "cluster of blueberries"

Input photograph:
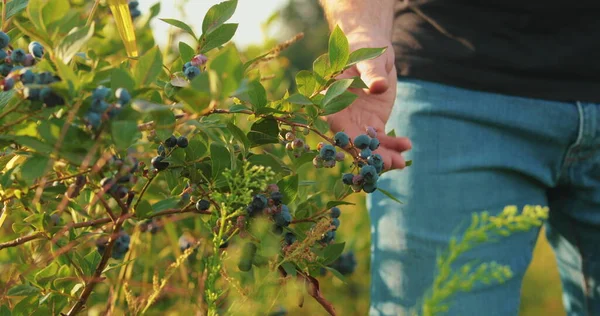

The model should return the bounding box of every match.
[338,127,384,193]
[313,142,345,169]
[246,186,292,235]
[329,251,357,276]
[282,131,311,158]
[320,206,341,244]
[98,155,139,200]
[129,1,141,19]
[97,230,131,259]
[182,54,208,80]
[0,31,66,107]
[84,86,132,130]
[151,135,189,171]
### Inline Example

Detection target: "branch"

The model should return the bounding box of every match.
[147,206,209,219]
[277,266,336,315]
[0,232,46,250]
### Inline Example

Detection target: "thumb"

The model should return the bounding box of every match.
[356,58,390,95]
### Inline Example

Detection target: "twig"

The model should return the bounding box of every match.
[0,232,46,250]
[133,175,156,210]
[87,0,101,27]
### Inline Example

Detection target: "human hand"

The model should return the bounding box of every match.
[325,33,412,170]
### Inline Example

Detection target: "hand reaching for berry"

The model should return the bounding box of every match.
[324,33,411,170]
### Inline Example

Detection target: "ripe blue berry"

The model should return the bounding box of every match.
[270,191,283,205]
[273,205,292,227]
[367,154,383,167]
[360,165,379,184]
[353,134,371,150]
[164,135,177,147]
[90,99,109,113]
[85,112,101,129]
[11,48,26,64]
[334,132,350,148]
[22,54,34,66]
[182,61,192,72]
[0,49,6,60]
[151,156,169,171]
[184,66,200,80]
[360,148,372,159]
[20,69,34,84]
[0,64,12,76]
[0,32,9,49]
[330,252,357,275]
[42,89,64,107]
[251,194,268,211]
[330,207,341,218]
[320,231,335,243]
[342,173,354,185]
[115,88,131,104]
[363,182,378,193]
[177,136,188,148]
[319,144,337,161]
[369,138,380,150]
[130,8,141,19]
[92,86,111,100]
[196,199,210,211]
[2,78,14,91]
[331,218,340,230]
[28,41,44,58]
[115,186,129,199]
[157,144,166,156]
[129,0,139,9]
[284,232,296,245]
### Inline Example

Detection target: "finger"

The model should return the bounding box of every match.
[374,146,406,170]
[356,59,389,95]
[378,134,412,153]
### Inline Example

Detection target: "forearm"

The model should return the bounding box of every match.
[320,0,396,39]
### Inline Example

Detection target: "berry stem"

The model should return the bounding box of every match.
[0,231,46,250]
[87,0,101,27]
[133,175,156,211]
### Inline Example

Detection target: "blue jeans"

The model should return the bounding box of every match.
[367,78,600,315]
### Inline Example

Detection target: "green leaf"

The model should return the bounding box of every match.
[405,160,412,167]
[6,0,29,19]
[7,285,39,296]
[387,129,396,137]
[160,18,197,39]
[200,23,238,53]
[111,121,140,150]
[277,174,298,204]
[131,100,174,113]
[27,0,46,35]
[346,47,387,68]
[313,53,330,78]
[54,59,77,93]
[179,41,195,62]
[326,201,355,209]
[83,250,101,276]
[286,93,313,106]
[134,200,153,218]
[378,188,403,204]
[322,91,358,116]
[280,262,297,277]
[328,25,349,73]
[184,134,207,162]
[176,72,211,114]
[247,154,284,174]
[152,197,179,212]
[295,70,318,97]
[246,80,267,110]
[210,143,231,181]
[150,110,175,141]
[202,0,238,34]
[208,45,243,100]
[20,155,49,185]
[321,242,345,265]
[247,117,279,147]
[133,46,163,87]
[226,122,250,153]
[56,22,95,64]
[322,79,353,106]
[111,68,136,93]
[349,76,368,89]
[0,304,11,316]
[324,266,348,283]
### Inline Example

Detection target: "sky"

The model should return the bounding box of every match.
[136,0,288,49]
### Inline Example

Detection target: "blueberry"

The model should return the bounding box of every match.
[285,132,295,141]
[319,144,336,161]
[36,72,56,84]
[353,134,370,150]
[184,66,200,80]
[342,173,354,185]
[330,252,357,275]
[191,54,208,67]
[182,61,192,72]
[284,232,296,245]
[360,165,378,184]
[115,88,131,104]
[179,235,192,251]
[151,155,169,171]
[28,41,44,58]
[366,126,377,138]
[292,138,304,150]
[164,135,177,148]
[362,182,378,193]
[100,177,116,192]
[272,225,283,235]
[20,69,34,84]
[367,153,383,167]
[334,132,350,148]
[117,174,131,184]
[92,85,111,100]
[22,54,34,66]
[130,8,141,19]
[85,112,101,129]
[90,99,109,113]
[320,230,335,243]
[323,160,336,168]
[50,214,61,226]
[251,194,268,211]
[369,138,380,150]
[0,32,9,49]
[335,152,345,161]
[42,89,65,107]
[177,136,188,148]
[270,191,283,205]
[0,49,6,60]
[359,148,372,159]
[157,144,166,156]
[273,205,292,227]
[196,199,211,211]
[3,78,14,91]
[0,64,12,76]
[312,156,323,168]
[128,0,139,9]
[331,218,340,230]
[115,186,128,199]
[330,207,341,218]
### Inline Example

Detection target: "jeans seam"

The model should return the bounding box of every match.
[556,102,584,180]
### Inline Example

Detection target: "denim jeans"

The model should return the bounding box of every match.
[366,78,600,315]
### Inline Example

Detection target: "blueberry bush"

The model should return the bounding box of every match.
[0,0,397,314]
[0,1,549,315]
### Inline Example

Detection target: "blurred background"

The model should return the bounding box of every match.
[135,0,565,315]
